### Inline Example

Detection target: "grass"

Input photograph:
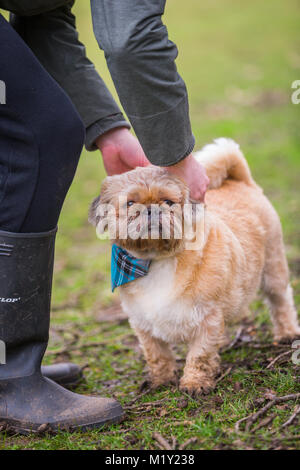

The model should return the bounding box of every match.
[1,0,300,450]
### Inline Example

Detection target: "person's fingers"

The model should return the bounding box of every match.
[138,154,151,167]
[102,151,132,175]
[189,177,210,202]
[190,191,205,203]
[122,149,150,169]
[129,152,150,168]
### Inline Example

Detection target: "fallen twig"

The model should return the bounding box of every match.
[280,405,300,430]
[179,437,199,450]
[171,436,177,450]
[152,432,172,450]
[266,350,291,369]
[250,414,275,433]
[216,366,233,384]
[235,392,300,432]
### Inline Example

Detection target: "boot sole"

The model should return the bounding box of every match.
[0,406,124,436]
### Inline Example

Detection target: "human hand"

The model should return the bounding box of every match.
[164,154,210,202]
[96,127,150,176]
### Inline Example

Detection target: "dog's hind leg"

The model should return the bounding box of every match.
[135,328,177,389]
[262,219,300,341]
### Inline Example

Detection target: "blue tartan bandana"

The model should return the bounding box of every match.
[111,244,151,292]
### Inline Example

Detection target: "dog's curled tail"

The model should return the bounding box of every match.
[194,138,256,190]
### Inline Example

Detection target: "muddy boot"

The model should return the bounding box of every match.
[0,229,123,434]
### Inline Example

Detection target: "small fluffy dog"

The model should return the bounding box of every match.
[89,139,300,396]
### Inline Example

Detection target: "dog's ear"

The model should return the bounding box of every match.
[88,178,115,232]
[88,195,101,227]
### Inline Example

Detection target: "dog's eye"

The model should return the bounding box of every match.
[164,199,174,206]
[127,200,135,207]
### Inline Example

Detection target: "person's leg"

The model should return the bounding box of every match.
[0,13,84,386]
[0,15,123,433]
[0,14,84,233]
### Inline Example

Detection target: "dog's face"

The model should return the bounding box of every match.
[89,166,196,259]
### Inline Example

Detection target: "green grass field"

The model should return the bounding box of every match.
[1,0,300,450]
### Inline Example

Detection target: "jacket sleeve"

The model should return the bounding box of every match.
[9,1,130,150]
[90,0,195,166]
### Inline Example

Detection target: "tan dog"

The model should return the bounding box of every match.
[89,138,300,396]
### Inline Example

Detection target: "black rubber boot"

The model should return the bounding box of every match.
[41,363,83,388]
[0,229,123,434]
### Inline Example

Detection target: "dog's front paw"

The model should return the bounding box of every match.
[140,374,178,392]
[179,377,215,398]
[274,327,300,344]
